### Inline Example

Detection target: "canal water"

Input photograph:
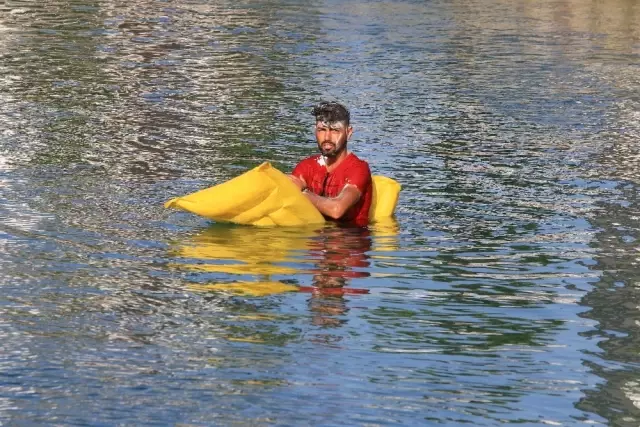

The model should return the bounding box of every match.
[1,0,639,425]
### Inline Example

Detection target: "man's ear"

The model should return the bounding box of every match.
[347,126,354,140]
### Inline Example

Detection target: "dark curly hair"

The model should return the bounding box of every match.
[312,101,350,126]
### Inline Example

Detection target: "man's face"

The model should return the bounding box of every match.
[315,120,353,158]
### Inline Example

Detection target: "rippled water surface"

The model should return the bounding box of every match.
[1,0,640,425]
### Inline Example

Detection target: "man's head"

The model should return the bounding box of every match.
[312,101,353,158]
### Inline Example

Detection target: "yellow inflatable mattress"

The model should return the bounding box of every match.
[165,162,400,227]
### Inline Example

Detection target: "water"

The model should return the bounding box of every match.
[1,0,639,425]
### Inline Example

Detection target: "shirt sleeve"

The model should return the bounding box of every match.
[344,160,371,194]
[292,159,309,182]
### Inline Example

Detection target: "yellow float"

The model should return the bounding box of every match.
[166,163,401,296]
[164,162,400,227]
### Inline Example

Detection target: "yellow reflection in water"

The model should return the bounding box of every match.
[188,281,299,296]
[369,217,400,253]
[172,223,320,281]
[172,221,400,341]
[172,220,399,297]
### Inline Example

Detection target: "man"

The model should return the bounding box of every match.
[290,101,373,227]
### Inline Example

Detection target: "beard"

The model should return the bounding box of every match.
[318,140,345,158]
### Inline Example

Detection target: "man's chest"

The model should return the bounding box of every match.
[307,168,348,198]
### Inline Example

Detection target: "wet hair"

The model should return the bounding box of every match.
[312,101,350,126]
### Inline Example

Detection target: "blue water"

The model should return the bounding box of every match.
[1,0,640,425]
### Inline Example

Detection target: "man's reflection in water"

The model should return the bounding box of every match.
[305,225,372,328]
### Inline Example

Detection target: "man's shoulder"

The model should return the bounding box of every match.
[341,153,372,191]
[346,152,371,171]
[293,154,325,175]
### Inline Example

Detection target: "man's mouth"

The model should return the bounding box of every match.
[320,142,339,157]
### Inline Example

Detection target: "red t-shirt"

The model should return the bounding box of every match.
[292,152,372,226]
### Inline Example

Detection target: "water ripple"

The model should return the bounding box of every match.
[1,0,639,425]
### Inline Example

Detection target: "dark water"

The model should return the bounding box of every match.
[1,0,640,425]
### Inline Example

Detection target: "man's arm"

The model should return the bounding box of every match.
[303,184,361,220]
[289,174,307,191]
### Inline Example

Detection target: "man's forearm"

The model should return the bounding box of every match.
[304,191,345,219]
[304,185,361,220]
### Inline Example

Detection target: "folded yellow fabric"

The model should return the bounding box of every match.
[165,162,324,226]
[165,162,400,226]
[369,175,402,221]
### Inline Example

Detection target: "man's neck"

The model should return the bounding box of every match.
[324,150,350,172]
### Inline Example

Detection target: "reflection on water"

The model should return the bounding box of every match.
[173,223,315,278]
[173,223,394,329]
[0,0,639,425]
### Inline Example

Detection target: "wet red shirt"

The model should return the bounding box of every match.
[292,152,372,226]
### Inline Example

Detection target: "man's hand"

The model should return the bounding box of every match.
[288,174,307,191]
